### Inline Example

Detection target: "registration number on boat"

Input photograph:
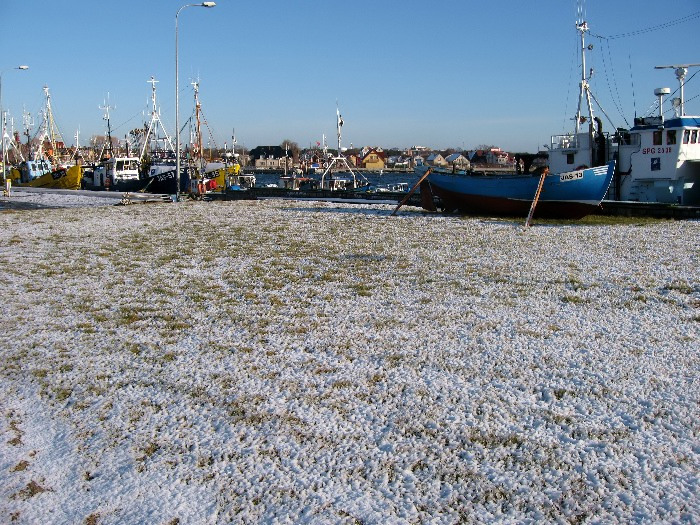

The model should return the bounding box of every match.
[642,147,672,154]
[560,171,583,182]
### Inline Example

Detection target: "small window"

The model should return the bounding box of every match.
[566,153,574,164]
[683,130,691,144]
[692,130,698,144]
[653,130,662,145]
[667,130,677,145]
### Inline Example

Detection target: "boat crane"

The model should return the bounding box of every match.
[319,104,368,190]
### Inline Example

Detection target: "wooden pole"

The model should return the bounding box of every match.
[524,167,549,228]
[390,167,432,216]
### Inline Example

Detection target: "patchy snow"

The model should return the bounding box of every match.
[0,196,698,524]
[0,188,124,209]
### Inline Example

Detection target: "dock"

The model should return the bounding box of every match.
[597,200,700,220]
[210,187,425,207]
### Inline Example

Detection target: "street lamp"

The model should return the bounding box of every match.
[175,2,215,199]
[1,65,29,180]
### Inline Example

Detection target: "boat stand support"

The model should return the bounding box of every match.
[391,168,433,216]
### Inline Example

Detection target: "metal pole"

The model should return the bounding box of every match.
[175,3,215,201]
[175,7,182,199]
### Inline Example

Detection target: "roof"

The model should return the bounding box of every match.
[361,147,386,159]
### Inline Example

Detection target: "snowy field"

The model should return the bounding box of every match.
[0,192,698,524]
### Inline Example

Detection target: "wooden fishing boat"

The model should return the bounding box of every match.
[417,162,615,219]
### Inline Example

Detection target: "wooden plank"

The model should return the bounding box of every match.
[390,168,433,216]
[524,167,549,227]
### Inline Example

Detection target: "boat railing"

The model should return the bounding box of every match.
[551,131,623,151]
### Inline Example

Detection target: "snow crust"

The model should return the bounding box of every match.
[0,195,698,523]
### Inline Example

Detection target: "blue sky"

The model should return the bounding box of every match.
[1,0,699,153]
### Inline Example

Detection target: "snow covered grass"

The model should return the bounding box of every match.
[0,197,698,524]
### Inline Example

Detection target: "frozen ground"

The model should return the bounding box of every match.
[0,194,698,524]
[0,188,159,210]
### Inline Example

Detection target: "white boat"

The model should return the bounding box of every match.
[547,21,700,206]
[91,156,143,191]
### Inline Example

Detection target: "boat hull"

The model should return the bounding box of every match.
[144,166,191,194]
[14,165,82,190]
[421,162,615,219]
[111,178,151,193]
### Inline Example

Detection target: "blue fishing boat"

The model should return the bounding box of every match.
[417,161,615,219]
[414,11,620,220]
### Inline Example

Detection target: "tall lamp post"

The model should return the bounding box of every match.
[1,65,29,180]
[175,2,215,199]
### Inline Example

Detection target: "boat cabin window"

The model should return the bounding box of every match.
[653,130,662,145]
[116,160,138,171]
[566,153,574,164]
[666,130,676,145]
[621,133,641,146]
[683,130,691,144]
[692,130,698,144]
[617,130,634,145]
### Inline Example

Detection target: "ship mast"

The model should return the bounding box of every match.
[191,79,205,176]
[574,21,595,136]
[38,86,65,161]
[99,95,115,159]
[22,109,33,160]
[140,76,175,160]
[336,104,343,155]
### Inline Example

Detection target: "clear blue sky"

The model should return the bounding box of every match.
[1,0,699,153]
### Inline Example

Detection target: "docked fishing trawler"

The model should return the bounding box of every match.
[547,22,700,206]
[9,86,82,190]
[83,95,148,192]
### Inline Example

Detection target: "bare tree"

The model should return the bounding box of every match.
[281,139,300,161]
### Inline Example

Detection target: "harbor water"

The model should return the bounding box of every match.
[251,171,421,190]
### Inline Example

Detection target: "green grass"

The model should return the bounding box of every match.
[534,214,671,226]
[561,295,588,304]
[664,282,695,295]
[349,283,372,297]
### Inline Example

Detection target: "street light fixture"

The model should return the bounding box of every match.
[175,2,215,200]
[1,65,29,180]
